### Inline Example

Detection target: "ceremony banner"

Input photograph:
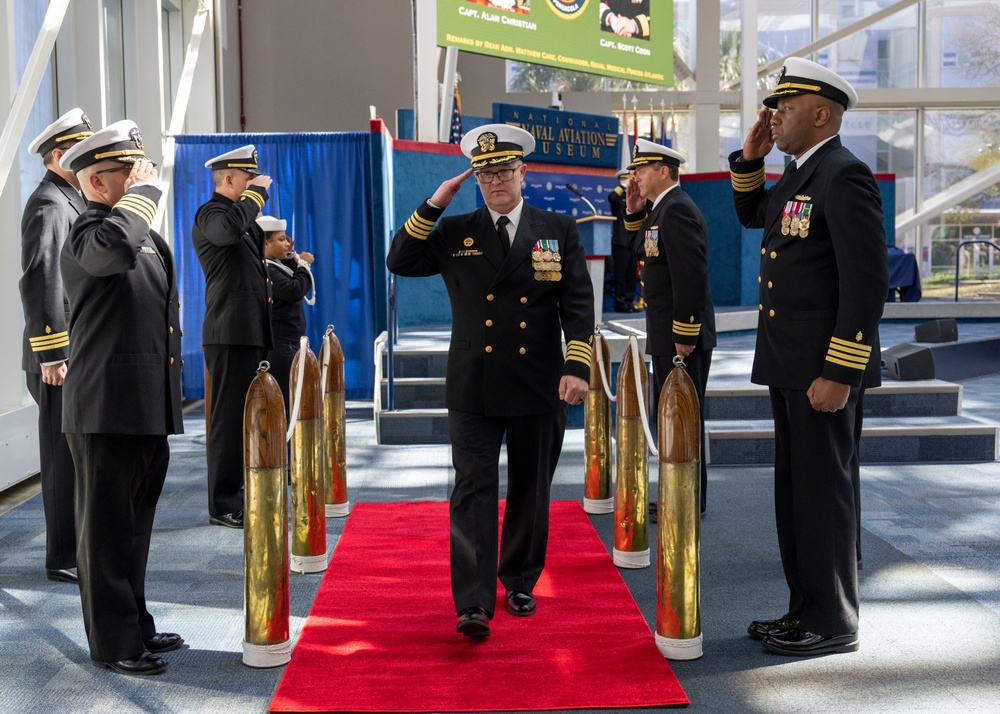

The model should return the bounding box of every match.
[437,0,674,87]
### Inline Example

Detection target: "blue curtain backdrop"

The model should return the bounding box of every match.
[172,132,375,400]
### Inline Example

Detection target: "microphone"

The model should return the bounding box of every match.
[564,183,597,216]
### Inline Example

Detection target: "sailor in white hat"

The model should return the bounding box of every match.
[258,215,316,417]
[59,117,184,675]
[729,57,887,658]
[192,145,273,530]
[387,122,594,637]
[623,137,715,521]
[18,108,94,587]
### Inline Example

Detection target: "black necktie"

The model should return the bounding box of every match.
[496,216,511,256]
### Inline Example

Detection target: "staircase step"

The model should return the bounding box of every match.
[380,378,446,410]
[381,350,449,379]
[707,417,996,465]
[376,408,450,445]
[704,380,962,420]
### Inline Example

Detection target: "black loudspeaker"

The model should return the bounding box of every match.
[914,318,958,343]
[881,343,935,380]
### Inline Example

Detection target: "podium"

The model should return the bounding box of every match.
[576,215,615,324]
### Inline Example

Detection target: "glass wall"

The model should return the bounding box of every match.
[13,0,56,210]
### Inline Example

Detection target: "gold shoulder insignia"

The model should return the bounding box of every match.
[45,326,52,334]
[856,331,863,341]
[795,195,811,201]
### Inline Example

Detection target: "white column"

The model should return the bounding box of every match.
[693,0,721,171]
[414,0,439,142]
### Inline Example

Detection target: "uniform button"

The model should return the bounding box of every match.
[485,346,493,353]
[770,251,777,259]
[519,347,526,355]
[181,330,184,337]
[262,260,266,266]
[640,281,645,287]
[758,276,761,283]
[268,297,273,303]
[177,301,181,308]
[761,247,766,255]
[519,322,526,329]
[181,359,185,366]
[169,326,174,334]
[487,294,494,301]
[520,297,527,304]
[169,357,175,365]
[759,304,763,311]
[767,281,773,289]
[485,319,493,327]
[769,309,775,317]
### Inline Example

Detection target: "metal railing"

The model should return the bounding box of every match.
[385,272,399,410]
[954,239,1000,301]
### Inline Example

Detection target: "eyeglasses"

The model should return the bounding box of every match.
[95,165,131,175]
[474,165,521,184]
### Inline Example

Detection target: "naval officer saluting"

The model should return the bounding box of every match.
[192,145,273,529]
[59,120,184,675]
[387,124,594,637]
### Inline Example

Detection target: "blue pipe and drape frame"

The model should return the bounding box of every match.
[172,132,375,400]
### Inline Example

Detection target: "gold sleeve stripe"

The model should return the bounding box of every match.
[30,331,69,346]
[404,211,435,239]
[827,345,870,363]
[672,321,701,336]
[636,15,650,37]
[826,354,869,370]
[115,195,156,227]
[830,337,872,356]
[565,340,593,366]
[30,334,69,351]
[731,168,766,193]
[624,218,645,231]
[241,189,265,210]
[117,193,157,220]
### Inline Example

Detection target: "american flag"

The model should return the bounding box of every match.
[448,87,463,144]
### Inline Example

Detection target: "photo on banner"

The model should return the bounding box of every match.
[437,0,673,87]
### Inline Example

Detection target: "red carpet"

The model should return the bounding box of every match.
[269,500,689,712]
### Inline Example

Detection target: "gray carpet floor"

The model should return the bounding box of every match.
[1,322,999,713]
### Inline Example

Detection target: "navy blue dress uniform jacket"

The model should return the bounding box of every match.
[19,170,85,373]
[267,259,311,345]
[625,187,716,356]
[729,138,888,389]
[387,200,594,416]
[192,188,273,350]
[60,184,183,436]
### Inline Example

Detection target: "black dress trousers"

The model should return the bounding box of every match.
[26,372,76,570]
[204,344,267,516]
[447,408,567,617]
[68,432,169,663]
[769,386,861,637]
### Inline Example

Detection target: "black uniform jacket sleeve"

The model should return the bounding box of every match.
[729,139,889,389]
[387,199,594,416]
[19,172,85,370]
[60,184,183,435]
[624,189,716,354]
[268,261,312,303]
[192,189,273,349]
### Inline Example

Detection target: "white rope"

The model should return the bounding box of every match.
[319,327,332,397]
[286,336,309,442]
[629,336,659,458]
[301,261,316,306]
[594,331,616,402]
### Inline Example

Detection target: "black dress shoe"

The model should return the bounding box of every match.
[763,628,859,656]
[456,607,490,637]
[747,615,799,641]
[46,567,78,584]
[209,511,244,528]
[144,632,184,653]
[505,590,536,617]
[95,652,168,675]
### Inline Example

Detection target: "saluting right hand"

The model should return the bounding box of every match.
[249,175,273,190]
[625,175,644,213]
[429,169,474,209]
[742,108,774,161]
